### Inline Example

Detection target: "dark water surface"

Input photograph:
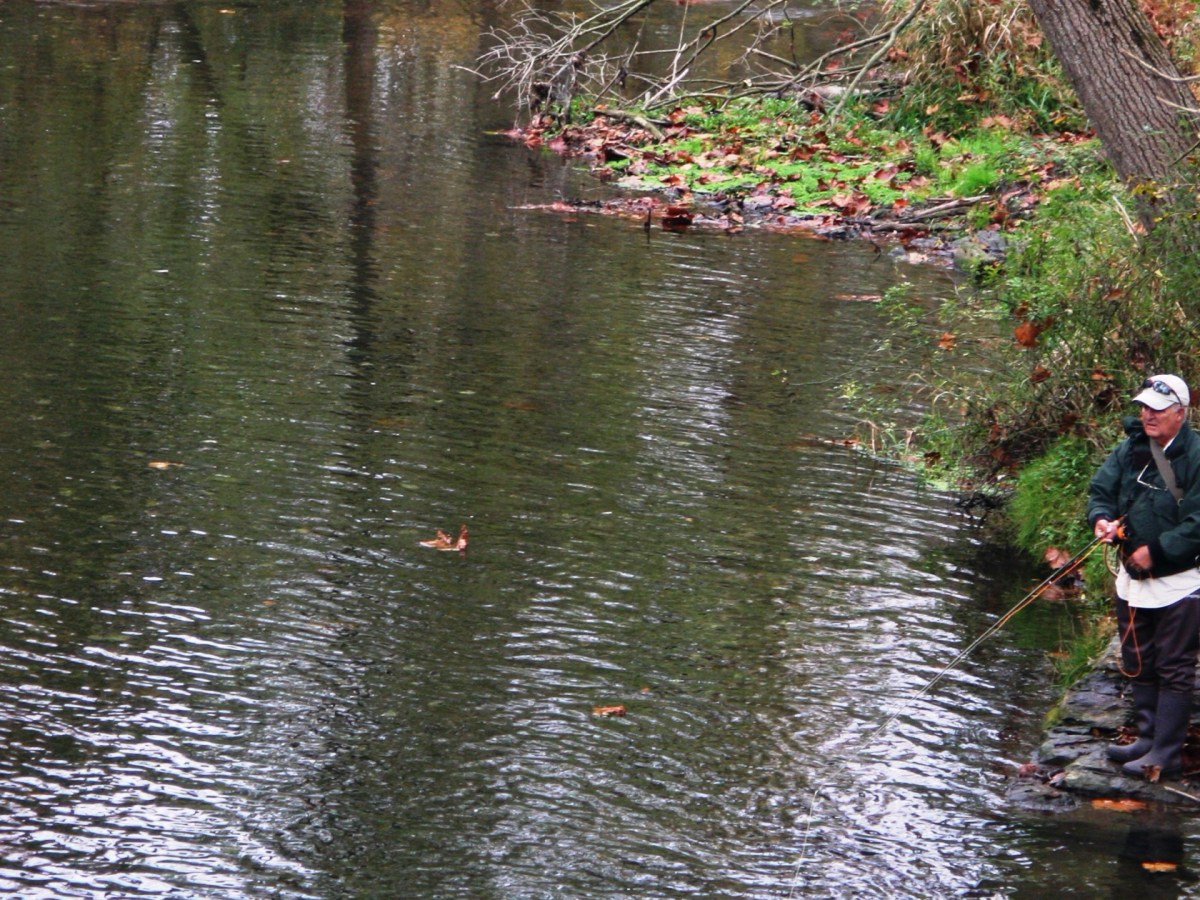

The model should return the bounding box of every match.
[0,2,1192,898]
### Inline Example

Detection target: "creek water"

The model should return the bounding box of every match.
[0,2,1195,898]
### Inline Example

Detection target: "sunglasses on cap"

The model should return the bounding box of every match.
[1142,378,1183,405]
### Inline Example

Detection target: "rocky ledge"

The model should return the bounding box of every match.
[1012,636,1200,810]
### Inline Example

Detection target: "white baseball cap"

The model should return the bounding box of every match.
[1133,374,1190,410]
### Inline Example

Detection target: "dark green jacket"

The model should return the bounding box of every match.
[1087,418,1200,578]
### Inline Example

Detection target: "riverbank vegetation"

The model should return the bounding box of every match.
[479,0,1200,680]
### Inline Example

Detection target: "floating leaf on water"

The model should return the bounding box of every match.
[501,399,539,412]
[373,416,411,428]
[147,460,184,470]
[832,293,882,303]
[1142,861,1179,873]
[787,434,860,450]
[592,705,626,717]
[1090,797,1149,812]
[419,524,468,552]
[420,529,455,549]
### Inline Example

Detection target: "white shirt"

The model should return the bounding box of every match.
[1118,564,1200,608]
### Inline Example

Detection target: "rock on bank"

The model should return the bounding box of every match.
[1014,637,1200,810]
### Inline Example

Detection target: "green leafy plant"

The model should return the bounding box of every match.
[1008,434,1094,555]
[1053,610,1116,688]
[882,0,1085,134]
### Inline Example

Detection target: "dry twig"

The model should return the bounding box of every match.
[475,0,911,119]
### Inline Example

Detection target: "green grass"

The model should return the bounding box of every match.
[951,160,999,196]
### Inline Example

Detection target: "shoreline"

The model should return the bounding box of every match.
[1012,636,1200,811]
[505,113,1032,272]
[519,188,1010,272]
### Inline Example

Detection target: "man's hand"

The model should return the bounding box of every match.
[1094,518,1122,542]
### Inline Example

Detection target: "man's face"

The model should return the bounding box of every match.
[1140,402,1187,445]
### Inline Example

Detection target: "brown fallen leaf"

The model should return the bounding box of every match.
[1091,797,1149,812]
[828,191,873,216]
[501,399,539,412]
[1142,861,1179,873]
[592,705,626,717]
[661,204,693,231]
[1013,317,1054,348]
[419,524,469,552]
[419,530,454,549]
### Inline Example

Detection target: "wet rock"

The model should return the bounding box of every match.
[950,231,1008,275]
[1014,636,1200,810]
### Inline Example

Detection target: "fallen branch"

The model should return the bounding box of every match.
[593,108,668,141]
[902,194,990,222]
[1163,785,1200,804]
[831,0,930,117]
[868,220,951,233]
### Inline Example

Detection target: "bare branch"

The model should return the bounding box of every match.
[578,0,660,56]
[475,0,923,119]
[1157,94,1200,116]
[831,0,929,117]
[1120,47,1200,83]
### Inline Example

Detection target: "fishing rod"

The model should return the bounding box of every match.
[789,526,1116,898]
[902,528,1108,710]
[867,527,1114,749]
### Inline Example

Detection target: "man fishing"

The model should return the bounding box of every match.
[1089,374,1200,781]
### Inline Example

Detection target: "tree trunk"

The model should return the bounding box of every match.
[1026,0,1197,185]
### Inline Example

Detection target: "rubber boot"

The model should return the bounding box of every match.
[1122,690,1192,780]
[1107,682,1158,764]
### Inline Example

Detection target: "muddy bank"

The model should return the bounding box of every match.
[1013,636,1200,811]
[523,190,1009,272]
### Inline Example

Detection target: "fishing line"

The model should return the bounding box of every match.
[1116,606,1144,679]
[788,531,1110,897]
